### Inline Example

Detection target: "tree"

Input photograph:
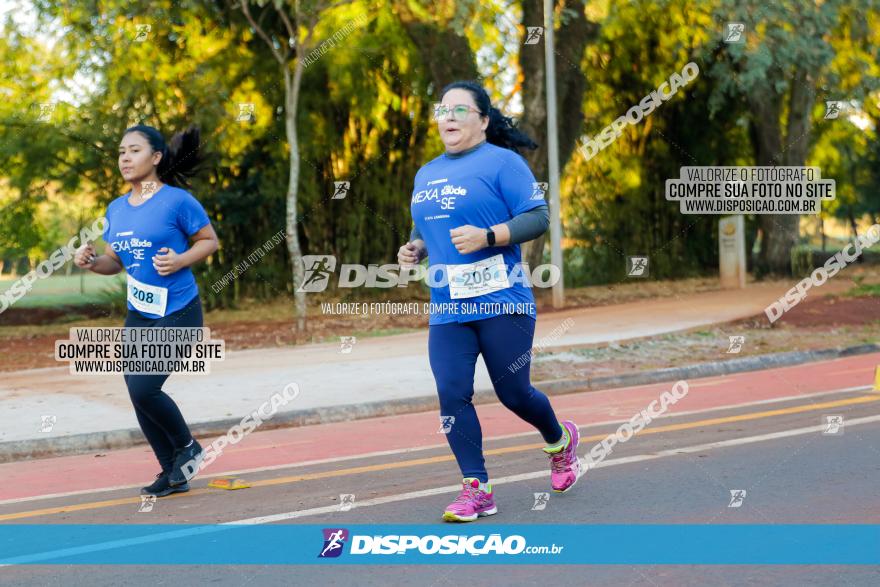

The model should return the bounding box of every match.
[708,0,880,275]
[235,0,357,331]
[396,1,479,88]
[518,0,598,270]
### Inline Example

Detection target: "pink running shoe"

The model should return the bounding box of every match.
[543,420,581,493]
[442,478,498,522]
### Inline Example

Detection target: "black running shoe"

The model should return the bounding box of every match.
[141,472,189,497]
[168,439,203,487]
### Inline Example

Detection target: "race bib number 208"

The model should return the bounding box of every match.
[127,273,169,317]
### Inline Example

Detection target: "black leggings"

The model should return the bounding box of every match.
[123,295,201,472]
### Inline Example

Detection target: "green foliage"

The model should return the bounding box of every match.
[566,0,738,283]
[845,280,880,298]
[97,275,129,317]
[3,0,880,300]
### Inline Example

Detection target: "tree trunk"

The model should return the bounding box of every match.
[399,21,479,92]
[518,0,548,273]
[751,65,815,276]
[846,208,865,264]
[284,65,307,332]
[748,96,784,275]
[518,0,598,270]
[848,209,858,239]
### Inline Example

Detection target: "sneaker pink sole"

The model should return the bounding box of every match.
[442,505,498,523]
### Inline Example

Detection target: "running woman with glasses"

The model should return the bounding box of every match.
[74,124,218,497]
[398,81,581,523]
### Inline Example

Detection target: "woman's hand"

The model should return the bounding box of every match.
[152,247,183,276]
[450,225,488,254]
[398,241,425,267]
[74,242,97,269]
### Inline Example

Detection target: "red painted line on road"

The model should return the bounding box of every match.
[3,352,877,502]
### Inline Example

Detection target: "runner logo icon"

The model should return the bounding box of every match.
[299,255,337,292]
[438,415,455,434]
[727,335,745,354]
[524,27,544,45]
[724,23,744,43]
[332,181,350,200]
[531,182,548,200]
[138,495,156,513]
[319,528,349,558]
[627,256,649,277]
[822,415,844,435]
[531,492,549,510]
[728,490,746,508]
[39,415,57,433]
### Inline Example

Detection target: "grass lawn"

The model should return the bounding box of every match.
[0,273,125,307]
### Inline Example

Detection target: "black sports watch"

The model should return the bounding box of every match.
[486,228,496,246]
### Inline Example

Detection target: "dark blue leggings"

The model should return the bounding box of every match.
[123,295,201,472]
[428,313,563,483]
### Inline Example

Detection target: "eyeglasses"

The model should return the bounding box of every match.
[432,103,482,122]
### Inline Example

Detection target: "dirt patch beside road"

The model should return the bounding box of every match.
[531,293,880,382]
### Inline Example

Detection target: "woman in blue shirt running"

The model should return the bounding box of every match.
[398,81,581,522]
[74,125,218,497]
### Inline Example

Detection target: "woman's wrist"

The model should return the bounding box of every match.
[488,223,510,247]
[411,239,427,260]
[175,249,195,269]
[90,255,122,275]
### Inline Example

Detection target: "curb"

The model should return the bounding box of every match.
[3,343,878,463]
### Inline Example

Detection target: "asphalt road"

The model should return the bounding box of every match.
[2,357,880,585]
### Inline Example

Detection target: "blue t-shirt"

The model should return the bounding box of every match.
[103,184,210,318]
[411,142,545,325]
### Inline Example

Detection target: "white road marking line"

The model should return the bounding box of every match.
[0,385,871,506]
[3,413,880,566]
[227,413,880,525]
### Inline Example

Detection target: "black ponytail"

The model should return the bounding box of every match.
[122,124,202,188]
[441,80,538,155]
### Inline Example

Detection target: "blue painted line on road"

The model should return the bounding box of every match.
[1,524,879,565]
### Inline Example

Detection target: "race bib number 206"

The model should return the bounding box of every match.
[448,254,510,299]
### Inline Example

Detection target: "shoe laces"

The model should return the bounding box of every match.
[550,450,569,473]
[453,483,479,505]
